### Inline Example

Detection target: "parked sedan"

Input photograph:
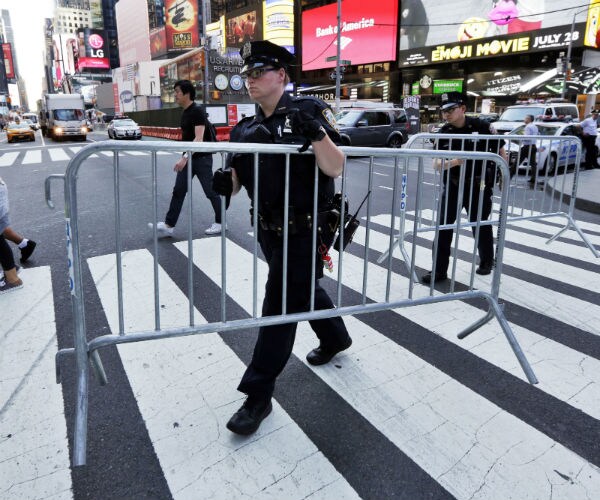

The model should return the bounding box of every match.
[6,122,35,143]
[507,122,581,175]
[107,118,142,140]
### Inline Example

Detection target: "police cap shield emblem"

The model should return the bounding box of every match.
[242,42,252,60]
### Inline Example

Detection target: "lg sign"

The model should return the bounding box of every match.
[89,34,104,50]
[302,0,398,70]
[77,29,109,70]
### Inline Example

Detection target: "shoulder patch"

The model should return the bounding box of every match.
[322,108,338,130]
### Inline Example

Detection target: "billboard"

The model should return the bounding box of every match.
[150,26,168,59]
[225,4,263,50]
[116,0,151,65]
[165,0,199,51]
[302,0,398,71]
[77,29,110,70]
[584,0,600,48]
[2,44,14,79]
[400,0,590,66]
[53,33,79,77]
[263,0,294,53]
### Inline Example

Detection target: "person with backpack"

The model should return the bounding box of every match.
[148,79,224,237]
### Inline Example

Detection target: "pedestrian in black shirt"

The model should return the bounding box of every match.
[212,41,352,435]
[422,92,507,284]
[149,79,223,237]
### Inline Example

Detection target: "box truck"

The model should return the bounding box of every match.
[40,93,87,141]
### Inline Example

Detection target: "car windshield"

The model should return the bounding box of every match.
[336,110,363,126]
[53,109,84,121]
[500,107,544,121]
[113,119,136,127]
[9,123,30,130]
[511,124,560,136]
[23,114,37,123]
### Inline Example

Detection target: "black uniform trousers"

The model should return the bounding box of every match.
[238,227,350,399]
[165,154,221,227]
[433,177,494,275]
[581,135,599,169]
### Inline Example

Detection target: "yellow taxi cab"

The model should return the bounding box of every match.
[6,122,35,143]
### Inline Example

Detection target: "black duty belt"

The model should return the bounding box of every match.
[257,209,313,235]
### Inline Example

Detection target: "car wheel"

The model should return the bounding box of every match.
[546,153,557,175]
[387,134,403,148]
[340,135,351,146]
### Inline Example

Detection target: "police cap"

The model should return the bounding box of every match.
[240,40,295,76]
[440,91,467,111]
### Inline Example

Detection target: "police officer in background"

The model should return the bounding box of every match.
[422,92,507,284]
[212,41,352,435]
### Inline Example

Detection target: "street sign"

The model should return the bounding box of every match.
[326,56,337,62]
[330,72,343,81]
[339,59,351,66]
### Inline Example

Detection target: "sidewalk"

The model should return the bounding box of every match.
[549,168,600,215]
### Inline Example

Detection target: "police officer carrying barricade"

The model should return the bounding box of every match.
[212,40,352,435]
[422,92,507,284]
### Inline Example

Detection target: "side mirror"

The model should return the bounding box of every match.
[356,119,368,127]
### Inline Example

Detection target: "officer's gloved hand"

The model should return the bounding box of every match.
[212,168,233,209]
[289,108,326,152]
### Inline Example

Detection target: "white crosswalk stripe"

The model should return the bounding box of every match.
[22,150,42,165]
[6,210,600,499]
[48,148,70,162]
[0,267,72,500]
[0,151,19,167]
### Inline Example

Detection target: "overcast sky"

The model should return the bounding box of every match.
[0,0,54,109]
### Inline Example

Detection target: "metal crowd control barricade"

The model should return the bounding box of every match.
[45,140,536,467]
[380,132,598,264]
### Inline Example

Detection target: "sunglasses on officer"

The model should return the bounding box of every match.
[241,67,280,80]
[441,106,460,115]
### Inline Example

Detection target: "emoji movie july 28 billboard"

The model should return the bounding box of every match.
[399,0,595,66]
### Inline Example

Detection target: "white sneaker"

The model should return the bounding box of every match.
[148,221,174,237]
[204,222,225,235]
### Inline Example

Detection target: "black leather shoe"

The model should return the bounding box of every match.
[421,271,448,284]
[226,396,272,435]
[476,262,494,275]
[306,336,352,366]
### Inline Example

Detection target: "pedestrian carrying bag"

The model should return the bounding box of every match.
[203,118,218,142]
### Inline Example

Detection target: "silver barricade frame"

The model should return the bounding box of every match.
[45,140,537,466]
[387,132,598,261]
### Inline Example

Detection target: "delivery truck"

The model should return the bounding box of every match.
[40,93,87,141]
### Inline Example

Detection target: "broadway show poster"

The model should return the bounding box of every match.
[400,0,592,65]
[165,0,199,51]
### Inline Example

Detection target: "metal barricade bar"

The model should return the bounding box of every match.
[45,140,536,466]
[398,132,598,259]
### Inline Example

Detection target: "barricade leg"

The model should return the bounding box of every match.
[546,215,600,258]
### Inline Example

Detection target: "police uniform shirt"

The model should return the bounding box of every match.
[228,93,340,213]
[438,116,505,180]
[181,102,210,157]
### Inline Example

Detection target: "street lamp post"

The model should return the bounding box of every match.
[561,8,588,100]
[334,0,341,113]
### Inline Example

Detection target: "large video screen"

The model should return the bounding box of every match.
[399,0,591,66]
[225,5,263,50]
[302,0,398,71]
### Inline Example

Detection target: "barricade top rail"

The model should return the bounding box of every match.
[65,140,509,175]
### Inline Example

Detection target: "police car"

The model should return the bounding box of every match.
[507,122,582,175]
